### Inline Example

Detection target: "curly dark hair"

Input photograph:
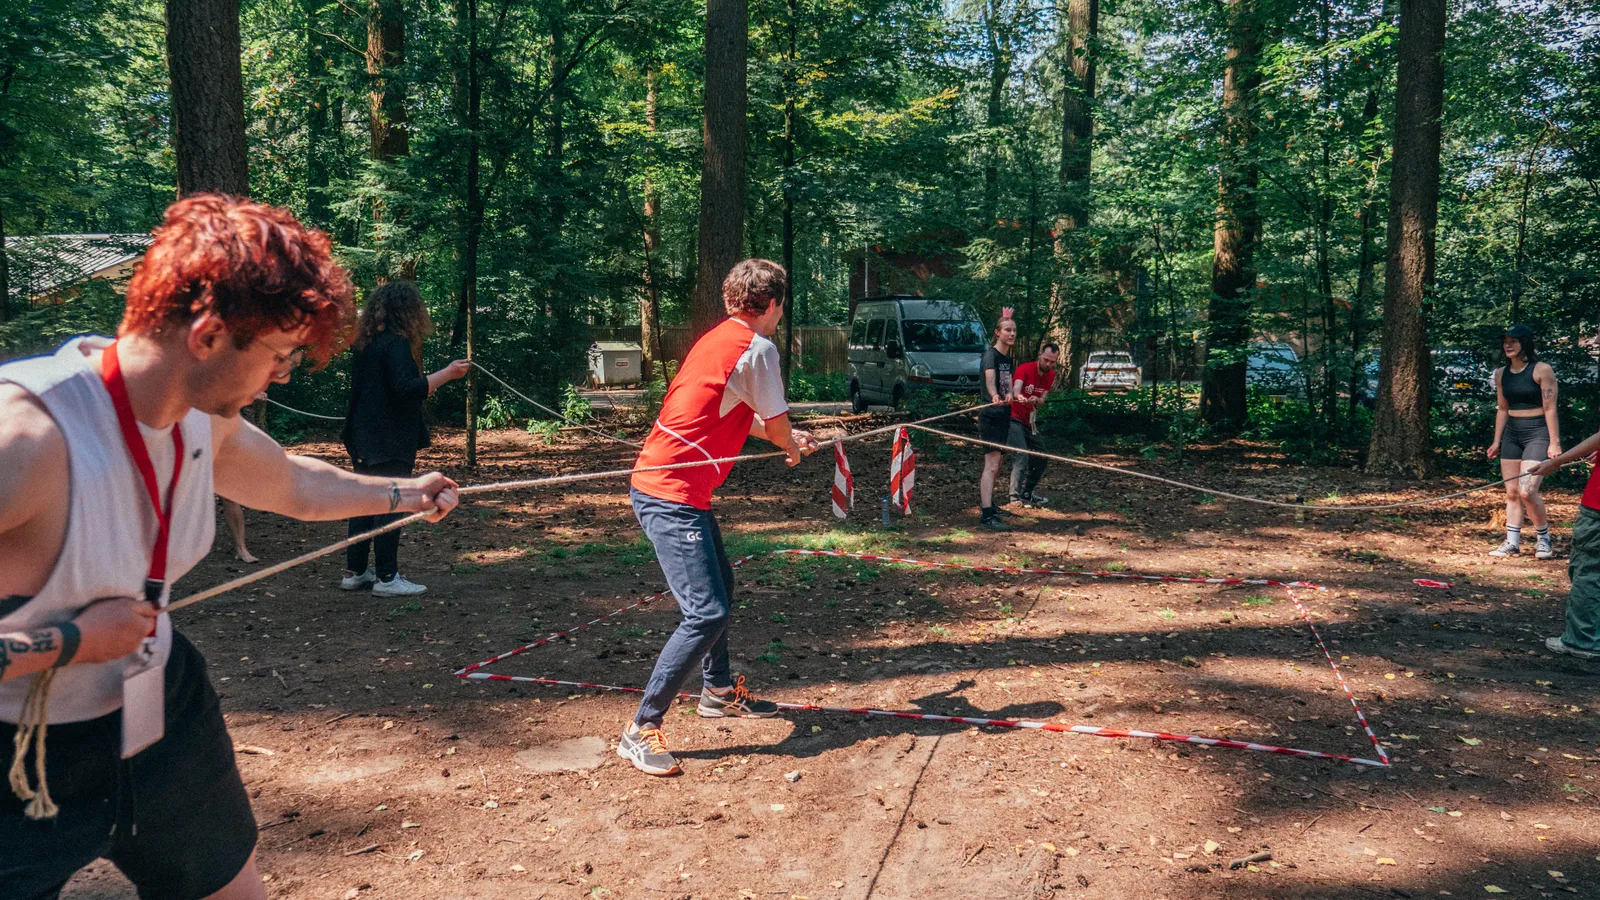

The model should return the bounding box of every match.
[354,280,433,371]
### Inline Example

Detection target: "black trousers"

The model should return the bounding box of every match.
[345,458,415,579]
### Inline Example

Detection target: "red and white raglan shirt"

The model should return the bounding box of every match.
[631,318,789,509]
[1009,361,1056,431]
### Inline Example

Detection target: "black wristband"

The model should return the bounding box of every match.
[54,621,81,668]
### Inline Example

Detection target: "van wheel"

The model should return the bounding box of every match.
[891,385,905,410]
[850,382,867,414]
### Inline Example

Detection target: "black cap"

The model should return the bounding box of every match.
[1503,324,1535,342]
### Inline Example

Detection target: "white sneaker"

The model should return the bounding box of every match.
[1535,535,1555,559]
[340,568,377,590]
[1488,540,1520,558]
[372,573,427,597]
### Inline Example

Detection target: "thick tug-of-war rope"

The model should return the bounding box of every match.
[910,425,1578,512]
[166,401,1002,613]
[459,549,1418,768]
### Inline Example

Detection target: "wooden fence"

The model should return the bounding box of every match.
[589,325,850,374]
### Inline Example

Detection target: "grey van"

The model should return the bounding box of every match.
[847,297,986,412]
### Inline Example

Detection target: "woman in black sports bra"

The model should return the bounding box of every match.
[1487,324,1560,559]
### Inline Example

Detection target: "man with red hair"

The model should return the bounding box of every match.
[0,194,460,899]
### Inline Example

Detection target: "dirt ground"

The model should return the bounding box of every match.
[61,419,1599,900]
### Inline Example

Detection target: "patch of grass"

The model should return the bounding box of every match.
[544,547,569,561]
[756,638,785,664]
[451,563,482,575]
[771,612,789,624]
[1103,562,1128,573]
[1157,607,1177,620]
[618,626,648,638]
[388,601,423,617]
[929,625,953,638]
[995,602,1014,616]
[823,598,841,608]
[1241,595,1275,607]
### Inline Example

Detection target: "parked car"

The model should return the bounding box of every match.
[847,296,987,412]
[1246,341,1302,398]
[1435,348,1492,401]
[1357,349,1491,407]
[1080,351,1141,391]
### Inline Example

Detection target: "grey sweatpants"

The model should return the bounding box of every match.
[1008,420,1047,500]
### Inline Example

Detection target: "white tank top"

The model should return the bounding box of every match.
[0,336,215,724]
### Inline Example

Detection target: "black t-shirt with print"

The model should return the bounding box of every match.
[980,346,1013,418]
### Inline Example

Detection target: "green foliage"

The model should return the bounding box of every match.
[1,0,1595,478]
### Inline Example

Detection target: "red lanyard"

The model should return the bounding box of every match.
[101,340,185,608]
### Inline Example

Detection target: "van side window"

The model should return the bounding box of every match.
[866,319,885,350]
[850,316,869,347]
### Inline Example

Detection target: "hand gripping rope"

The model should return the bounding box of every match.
[457,549,1433,769]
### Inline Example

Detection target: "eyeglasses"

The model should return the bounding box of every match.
[254,339,306,375]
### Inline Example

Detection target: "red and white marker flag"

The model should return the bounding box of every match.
[889,427,915,514]
[831,444,855,518]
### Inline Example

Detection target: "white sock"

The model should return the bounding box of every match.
[1506,525,1522,546]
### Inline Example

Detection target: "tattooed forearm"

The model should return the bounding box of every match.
[0,627,63,682]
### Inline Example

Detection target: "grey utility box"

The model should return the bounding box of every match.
[588,341,643,386]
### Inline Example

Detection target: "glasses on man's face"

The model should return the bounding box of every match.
[255,340,306,376]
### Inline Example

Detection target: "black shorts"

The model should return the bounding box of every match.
[0,632,257,900]
[1501,416,1551,462]
[979,409,1012,446]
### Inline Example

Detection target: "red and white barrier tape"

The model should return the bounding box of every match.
[456,549,1435,768]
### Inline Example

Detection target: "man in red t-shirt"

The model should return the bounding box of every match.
[619,260,821,776]
[1531,442,1600,659]
[1006,343,1059,507]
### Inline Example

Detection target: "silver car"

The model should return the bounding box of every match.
[848,297,986,411]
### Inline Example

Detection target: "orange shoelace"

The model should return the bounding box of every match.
[727,675,752,703]
[639,727,670,754]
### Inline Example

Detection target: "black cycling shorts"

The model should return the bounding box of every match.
[0,632,258,900]
[1501,415,1551,462]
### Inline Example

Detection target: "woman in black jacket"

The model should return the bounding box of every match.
[340,281,468,596]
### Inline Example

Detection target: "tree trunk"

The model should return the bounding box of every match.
[1055,0,1097,389]
[640,67,665,379]
[304,0,331,226]
[1200,0,1260,430]
[366,0,408,162]
[691,0,749,336]
[367,0,409,276]
[462,0,481,467]
[1509,134,1543,322]
[166,0,249,196]
[1366,0,1445,477]
[1348,78,1384,421]
[780,0,797,384]
[0,202,9,323]
[981,0,1011,226]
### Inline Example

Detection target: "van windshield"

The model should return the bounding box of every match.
[902,319,986,353]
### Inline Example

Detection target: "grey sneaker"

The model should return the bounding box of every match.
[1545,637,1599,660]
[1488,539,1520,558]
[1535,535,1555,559]
[697,675,779,718]
[617,723,681,775]
[372,573,427,597]
[340,568,377,590]
[1025,491,1049,506]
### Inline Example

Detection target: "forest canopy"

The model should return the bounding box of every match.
[1,0,1597,470]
